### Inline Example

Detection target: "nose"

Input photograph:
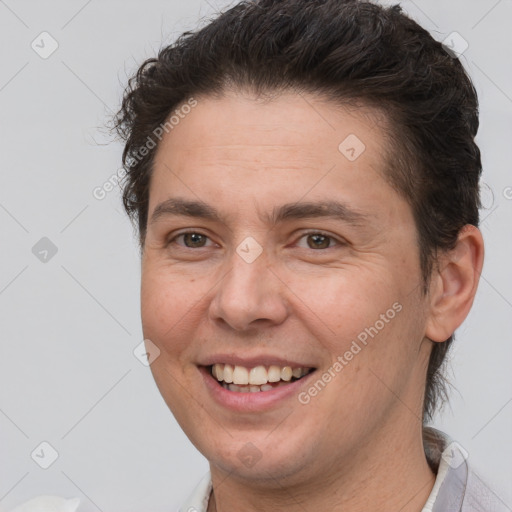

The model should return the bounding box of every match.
[208,247,289,332]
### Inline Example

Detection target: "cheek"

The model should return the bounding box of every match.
[140,266,206,408]
[140,262,206,351]
[281,265,401,347]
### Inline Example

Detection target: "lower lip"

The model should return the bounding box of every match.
[199,366,316,412]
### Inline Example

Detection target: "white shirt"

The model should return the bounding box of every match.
[8,428,509,512]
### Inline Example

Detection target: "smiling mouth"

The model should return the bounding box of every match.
[209,363,315,392]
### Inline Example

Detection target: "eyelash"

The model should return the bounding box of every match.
[168,230,343,250]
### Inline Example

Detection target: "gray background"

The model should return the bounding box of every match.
[0,0,510,510]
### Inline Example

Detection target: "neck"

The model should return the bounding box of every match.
[207,421,435,512]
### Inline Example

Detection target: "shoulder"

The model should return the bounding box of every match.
[7,496,81,512]
[462,469,510,512]
[423,427,510,512]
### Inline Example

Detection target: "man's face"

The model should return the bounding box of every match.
[141,91,432,483]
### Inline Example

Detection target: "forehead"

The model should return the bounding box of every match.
[155,91,389,164]
[149,91,400,224]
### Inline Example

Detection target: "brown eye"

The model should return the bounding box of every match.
[176,232,210,248]
[305,233,334,249]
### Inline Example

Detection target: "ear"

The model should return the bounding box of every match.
[425,225,485,342]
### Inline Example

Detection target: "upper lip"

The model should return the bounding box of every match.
[198,354,317,369]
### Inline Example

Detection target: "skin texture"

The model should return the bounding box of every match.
[140,91,484,512]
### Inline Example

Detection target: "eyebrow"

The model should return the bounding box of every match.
[149,197,369,227]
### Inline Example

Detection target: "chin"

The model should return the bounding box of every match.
[199,429,316,483]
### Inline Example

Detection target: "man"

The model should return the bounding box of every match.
[107,0,511,510]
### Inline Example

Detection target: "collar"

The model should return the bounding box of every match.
[422,426,467,512]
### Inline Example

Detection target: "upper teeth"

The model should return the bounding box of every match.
[211,364,311,385]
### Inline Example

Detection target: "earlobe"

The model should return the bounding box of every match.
[425,225,485,342]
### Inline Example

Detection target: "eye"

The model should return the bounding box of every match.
[296,231,341,250]
[170,231,214,249]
